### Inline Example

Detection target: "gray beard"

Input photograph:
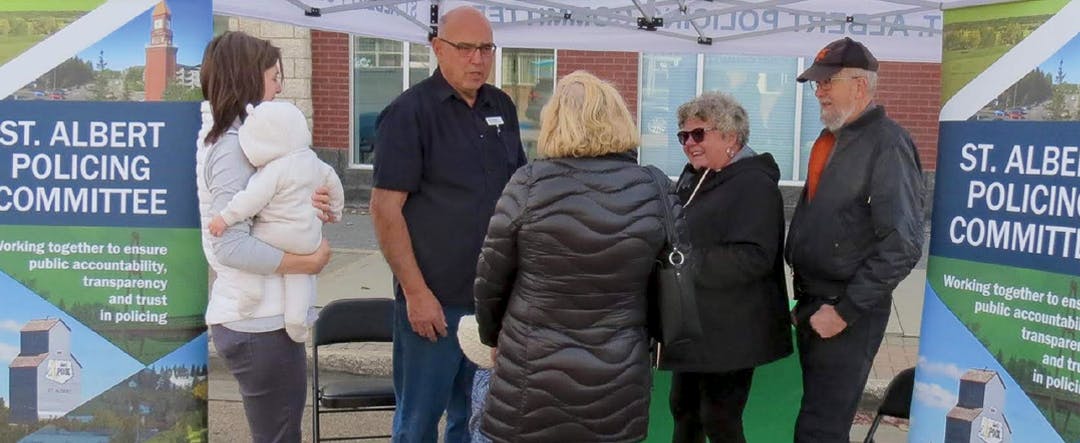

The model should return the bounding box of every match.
[821,103,856,132]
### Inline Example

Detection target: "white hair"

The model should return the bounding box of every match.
[854,68,878,95]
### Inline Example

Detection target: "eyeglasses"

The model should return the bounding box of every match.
[676,127,719,145]
[436,37,496,58]
[809,76,863,91]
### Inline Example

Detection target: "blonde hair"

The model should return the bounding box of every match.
[536,71,639,158]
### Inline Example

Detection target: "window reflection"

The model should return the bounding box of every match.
[639,53,823,181]
[703,55,798,180]
[500,48,554,159]
[639,54,698,176]
[352,38,431,165]
[799,80,822,181]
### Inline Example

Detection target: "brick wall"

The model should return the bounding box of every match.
[228,17,313,126]
[311,30,351,150]
[876,61,941,171]
[556,50,640,120]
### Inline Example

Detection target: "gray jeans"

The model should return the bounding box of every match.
[212,325,306,443]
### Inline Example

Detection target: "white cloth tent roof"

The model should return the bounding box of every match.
[214,0,1019,62]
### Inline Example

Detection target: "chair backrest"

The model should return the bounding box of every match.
[314,298,394,346]
[878,366,916,419]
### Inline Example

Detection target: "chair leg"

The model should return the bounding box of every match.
[312,397,320,442]
[862,414,882,443]
[313,346,320,442]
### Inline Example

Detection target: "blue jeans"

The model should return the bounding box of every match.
[392,301,476,443]
[469,369,492,443]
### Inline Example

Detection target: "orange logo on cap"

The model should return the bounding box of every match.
[815,47,829,62]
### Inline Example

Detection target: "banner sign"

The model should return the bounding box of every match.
[912,1,1080,442]
[0,1,209,441]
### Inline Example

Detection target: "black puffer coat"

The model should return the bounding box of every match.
[660,152,793,372]
[474,153,666,443]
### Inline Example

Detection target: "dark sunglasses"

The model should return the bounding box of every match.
[676,127,719,145]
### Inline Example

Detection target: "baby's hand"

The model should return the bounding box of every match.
[208,216,227,237]
[312,186,336,223]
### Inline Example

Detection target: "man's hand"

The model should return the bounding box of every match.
[405,288,447,342]
[208,215,227,237]
[312,186,337,223]
[490,346,498,367]
[809,304,848,338]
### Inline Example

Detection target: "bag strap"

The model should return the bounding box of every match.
[643,166,685,267]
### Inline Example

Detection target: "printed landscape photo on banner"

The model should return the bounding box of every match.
[1,0,209,102]
[917,1,1080,442]
[0,0,211,440]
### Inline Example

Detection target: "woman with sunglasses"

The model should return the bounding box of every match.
[661,91,793,443]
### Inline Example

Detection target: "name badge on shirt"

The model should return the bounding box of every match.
[486,116,505,135]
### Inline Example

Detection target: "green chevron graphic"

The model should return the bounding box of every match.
[0,225,208,365]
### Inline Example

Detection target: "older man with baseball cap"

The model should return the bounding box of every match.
[785,37,925,442]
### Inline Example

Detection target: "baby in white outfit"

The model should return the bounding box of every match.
[209,101,345,342]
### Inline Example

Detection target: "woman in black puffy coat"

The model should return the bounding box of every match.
[474,70,667,442]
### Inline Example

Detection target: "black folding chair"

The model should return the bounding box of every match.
[312,298,396,441]
[863,366,915,443]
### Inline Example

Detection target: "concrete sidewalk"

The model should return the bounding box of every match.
[208,210,923,442]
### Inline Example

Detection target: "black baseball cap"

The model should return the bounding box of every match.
[797,37,879,83]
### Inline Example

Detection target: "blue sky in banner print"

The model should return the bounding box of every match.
[148,332,207,372]
[909,284,1063,443]
[76,0,211,71]
[1038,31,1080,83]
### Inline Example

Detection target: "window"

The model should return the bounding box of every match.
[351,37,432,166]
[703,55,798,180]
[798,77,822,181]
[212,15,229,36]
[639,53,823,182]
[499,48,554,160]
[349,41,554,166]
[408,45,431,88]
[639,54,699,175]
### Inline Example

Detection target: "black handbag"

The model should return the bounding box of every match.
[643,166,702,349]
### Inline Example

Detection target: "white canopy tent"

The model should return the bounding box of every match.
[213,0,1018,63]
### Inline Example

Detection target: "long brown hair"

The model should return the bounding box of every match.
[200,31,281,145]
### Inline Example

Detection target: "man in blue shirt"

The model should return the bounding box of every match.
[370,6,526,442]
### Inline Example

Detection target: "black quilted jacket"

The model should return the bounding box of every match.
[661,153,793,372]
[474,152,666,443]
